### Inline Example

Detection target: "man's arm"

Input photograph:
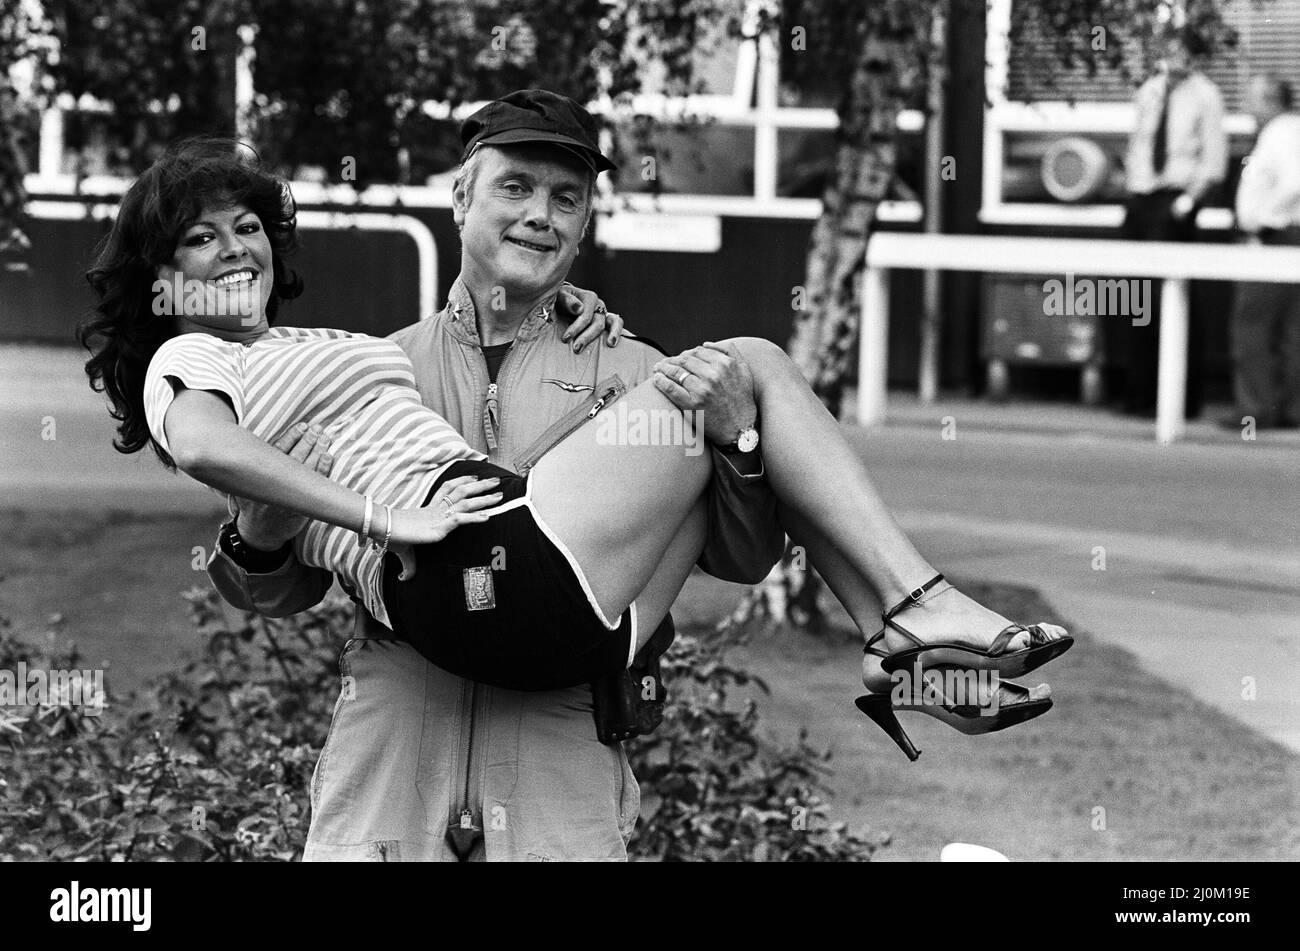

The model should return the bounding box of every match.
[1190,82,1228,203]
[697,446,785,584]
[208,534,335,617]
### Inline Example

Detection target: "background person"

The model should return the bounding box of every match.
[1113,24,1228,419]
[1223,74,1300,431]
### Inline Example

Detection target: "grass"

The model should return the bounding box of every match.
[3,508,1297,861]
[723,580,1300,861]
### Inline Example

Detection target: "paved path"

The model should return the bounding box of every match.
[851,409,1300,753]
[4,345,1298,749]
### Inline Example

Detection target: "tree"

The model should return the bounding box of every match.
[247,0,621,186]
[49,0,246,171]
[0,0,57,256]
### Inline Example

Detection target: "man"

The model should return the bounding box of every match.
[1115,25,1228,418]
[1223,75,1300,431]
[206,89,784,861]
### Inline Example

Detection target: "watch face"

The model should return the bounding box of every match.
[737,427,759,453]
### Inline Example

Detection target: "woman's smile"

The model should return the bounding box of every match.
[160,203,274,341]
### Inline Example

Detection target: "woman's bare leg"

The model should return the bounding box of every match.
[775,503,1046,704]
[630,499,706,653]
[528,380,712,625]
[530,336,1066,654]
[714,338,1066,655]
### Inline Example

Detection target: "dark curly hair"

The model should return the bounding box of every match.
[77,137,304,469]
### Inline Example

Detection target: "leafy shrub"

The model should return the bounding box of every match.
[625,622,884,861]
[1,590,882,861]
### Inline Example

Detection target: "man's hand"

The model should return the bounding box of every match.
[1170,192,1196,220]
[231,422,334,551]
[558,283,624,352]
[651,341,758,447]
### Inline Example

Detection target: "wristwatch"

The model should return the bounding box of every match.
[718,424,760,455]
[218,519,293,573]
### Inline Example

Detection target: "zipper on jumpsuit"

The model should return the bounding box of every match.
[451,336,516,852]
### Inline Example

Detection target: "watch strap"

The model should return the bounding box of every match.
[219,520,293,574]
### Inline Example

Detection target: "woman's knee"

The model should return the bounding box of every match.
[725,336,789,369]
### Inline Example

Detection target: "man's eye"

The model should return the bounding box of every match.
[501,183,526,195]
[555,195,578,210]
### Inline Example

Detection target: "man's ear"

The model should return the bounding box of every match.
[452,179,469,228]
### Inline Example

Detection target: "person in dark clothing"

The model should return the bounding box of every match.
[1113,26,1227,418]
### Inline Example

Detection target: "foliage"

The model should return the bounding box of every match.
[625,620,884,860]
[48,0,251,171]
[246,0,622,186]
[0,590,343,861]
[1011,0,1239,92]
[0,1,57,253]
[0,589,880,862]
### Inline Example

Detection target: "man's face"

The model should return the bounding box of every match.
[453,144,591,301]
[1246,76,1278,126]
[1160,37,1191,78]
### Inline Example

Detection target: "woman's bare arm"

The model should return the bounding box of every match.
[164,386,498,544]
[166,386,374,533]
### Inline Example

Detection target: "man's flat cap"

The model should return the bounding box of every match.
[460,89,616,174]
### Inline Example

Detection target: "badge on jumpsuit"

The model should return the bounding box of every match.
[463,566,496,611]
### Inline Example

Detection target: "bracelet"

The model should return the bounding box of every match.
[358,495,374,546]
[371,504,393,555]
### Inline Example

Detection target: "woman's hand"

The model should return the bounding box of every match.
[388,476,503,580]
[558,283,624,352]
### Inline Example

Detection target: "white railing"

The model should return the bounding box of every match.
[858,232,1300,443]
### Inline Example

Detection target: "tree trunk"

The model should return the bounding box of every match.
[736,17,930,633]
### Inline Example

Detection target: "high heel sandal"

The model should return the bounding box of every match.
[855,674,1053,761]
[865,573,1073,680]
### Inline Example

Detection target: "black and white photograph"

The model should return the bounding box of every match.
[0,0,1294,904]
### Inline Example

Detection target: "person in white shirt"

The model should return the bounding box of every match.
[1114,26,1228,419]
[1224,74,1300,430]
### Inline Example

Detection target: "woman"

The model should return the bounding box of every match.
[81,140,1071,760]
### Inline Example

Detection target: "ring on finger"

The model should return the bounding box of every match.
[442,498,456,515]
[676,368,689,386]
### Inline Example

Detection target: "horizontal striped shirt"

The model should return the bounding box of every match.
[144,326,484,626]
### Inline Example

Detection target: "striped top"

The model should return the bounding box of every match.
[144,326,485,626]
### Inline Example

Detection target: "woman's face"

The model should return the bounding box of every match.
[157,202,274,340]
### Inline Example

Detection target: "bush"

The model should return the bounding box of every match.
[625,622,884,861]
[0,591,882,861]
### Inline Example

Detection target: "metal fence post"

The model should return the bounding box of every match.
[859,264,890,426]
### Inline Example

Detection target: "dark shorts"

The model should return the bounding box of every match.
[380,459,635,692]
